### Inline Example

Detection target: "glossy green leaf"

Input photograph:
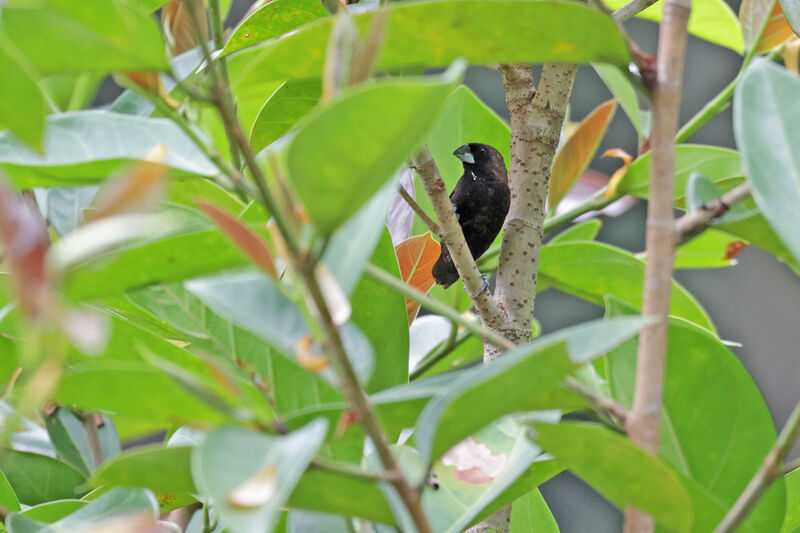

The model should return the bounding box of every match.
[0,37,46,151]
[534,422,693,533]
[509,488,559,533]
[617,145,743,201]
[91,446,196,512]
[539,241,715,332]
[603,301,785,532]
[716,209,800,271]
[192,420,328,533]
[674,229,745,269]
[0,471,20,513]
[604,0,743,52]
[550,220,603,244]
[38,186,98,237]
[249,79,321,154]
[780,0,800,34]
[287,62,463,233]
[782,469,800,533]
[44,408,94,477]
[424,418,552,533]
[6,488,158,533]
[16,500,86,524]
[185,272,374,385]
[56,362,230,426]
[287,510,350,533]
[735,60,800,265]
[350,230,409,393]
[64,228,258,300]
[0,0,168,74]
[0,112,217,188]
[593,63,642,139]
[224,0,328,55]
[227,0,630,91]
[415,316,650,463]
[0,451,86,505]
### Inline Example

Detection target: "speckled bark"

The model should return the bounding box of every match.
[485,63,577,361]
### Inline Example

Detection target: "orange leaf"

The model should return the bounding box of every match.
[88,145,168,221]
[601,148,634,198]
[756,1,795,52]
[395,232,441,325]
[162,0,207,57]
[197,202,278,279]
[549,99,617,209]
[783,38,800,73]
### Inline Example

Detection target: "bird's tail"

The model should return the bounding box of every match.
[432,246,459,288]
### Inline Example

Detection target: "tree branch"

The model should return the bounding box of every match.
[564,376,630,425]
[713,399,800,533]
[623,0,691,531]
[412,146,506,330]
[398,185,442,237]
[613,0,660,22]
[674,183,751,239]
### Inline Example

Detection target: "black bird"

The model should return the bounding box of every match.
[432,143,510,288]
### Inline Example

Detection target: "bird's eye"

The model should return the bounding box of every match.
[478,146,485,153]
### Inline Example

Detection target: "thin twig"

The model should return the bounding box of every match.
[398,185,442,237]
[674,183,751,238]
[713,399,800,533]
[613,0,660,22]
[624,0,691,531]
[412,147,506,329]
[364,264,516,352]
[564,376,630,424]
[410,323,470,380]
[310,457,398,483]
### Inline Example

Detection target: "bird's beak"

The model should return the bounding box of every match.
[453,144,475,164]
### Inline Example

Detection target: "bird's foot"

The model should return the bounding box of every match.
[464,274,490,298]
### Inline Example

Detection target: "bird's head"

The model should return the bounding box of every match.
[453,143,507,179]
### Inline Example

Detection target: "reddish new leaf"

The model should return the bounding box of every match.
[197,202,278,279]
[756,1,795,52]
[395,232,441,324]
[162,0,207,57]
[549,99,617,209]
[741,0,795,52]
[0,184,50,318]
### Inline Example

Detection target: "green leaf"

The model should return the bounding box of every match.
[603,0,743,52]
[716,209,800,270]
[44,409,94,477]
[592,63,642,139]
[549,220,603,244]
[91,446,196,512]
[0,451,86,505]
[415,316,650,463]
[39,187,98,237]
[186,272,374,386]
[350,230,409,393]
[674,229,745,269]
[0,37,46,151]
[287,510,351,533]
[509,488,559,533]
[423,418,554,533]
[0,471,20,513]
[224,0,329,55]
[227,0,630,91]
[64,228,258,301]
[56,362,230,426]
[287,62,464,233]
[14,500,86,527]
[249,79,321,155]
[735,59,800,265]
[539,241,715,332]
[192,420,328,533]
[0,111,217,188]
[7,487,158,533]
[617,145,743,201]
[780,0,800,34]
[0,0,168,74]
[782,469,800,533]
[603,300,785,532]
[533,422,693,533]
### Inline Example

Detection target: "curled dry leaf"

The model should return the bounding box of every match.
[784,38,800,73]
[87,145,168,221]
[602,148,634,198]
[226,465,278,508]
[314,262,351,326]
[441,436,507,485]
[725,240,748,261]
[197,201,278,279]
[395,232,441,324]
[549,99,617,209]
[162,0,207,57]
[295,335,330,373]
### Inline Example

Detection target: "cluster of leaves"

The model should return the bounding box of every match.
[0,0,799,532]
